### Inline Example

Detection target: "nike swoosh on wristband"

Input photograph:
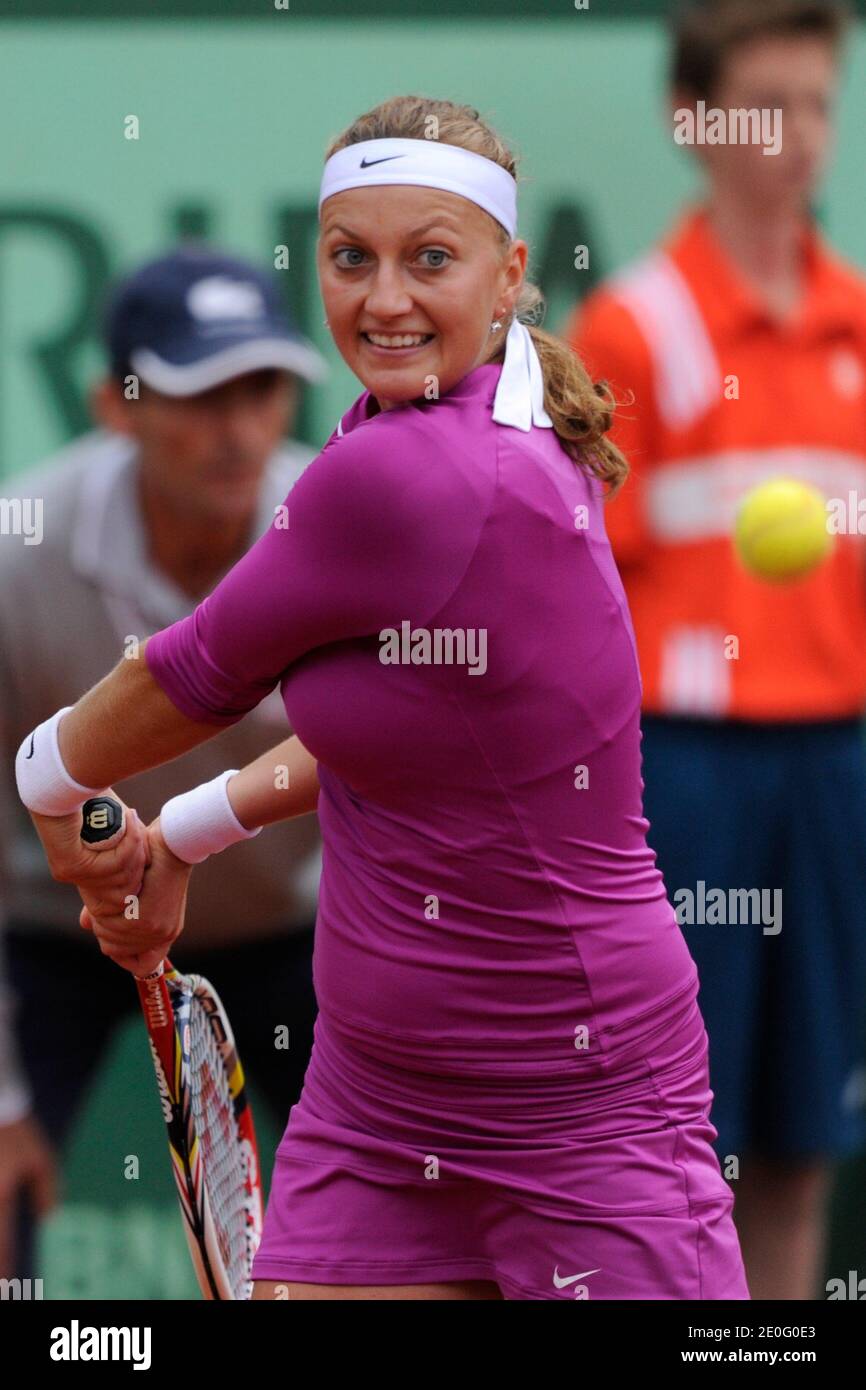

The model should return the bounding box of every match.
[552,1266,601,1288]
[359,155,404,168]
[25,733,35,758]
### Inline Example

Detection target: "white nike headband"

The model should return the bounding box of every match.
[318,137,518,238]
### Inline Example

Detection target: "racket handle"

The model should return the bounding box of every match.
[81,795,125,845]
[80,795,159,979]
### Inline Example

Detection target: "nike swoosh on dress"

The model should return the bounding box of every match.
[552,1266,601,1288]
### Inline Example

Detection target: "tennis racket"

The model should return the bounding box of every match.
[80,794,264,1300]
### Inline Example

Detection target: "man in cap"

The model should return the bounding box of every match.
[0,246,329,1283]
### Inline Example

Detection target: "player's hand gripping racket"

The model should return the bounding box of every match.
[81,795,264,1300]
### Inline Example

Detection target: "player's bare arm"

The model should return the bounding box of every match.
[59,637,221,789]
[223,734,320,830]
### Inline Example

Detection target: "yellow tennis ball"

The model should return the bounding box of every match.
[734,478,834,582]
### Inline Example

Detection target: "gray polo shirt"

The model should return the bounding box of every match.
[0,427,324,945]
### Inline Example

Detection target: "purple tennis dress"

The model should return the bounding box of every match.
[144,361,749,1300]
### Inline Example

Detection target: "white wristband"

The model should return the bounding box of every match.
[15,706,105,816]
[159,770,263,865]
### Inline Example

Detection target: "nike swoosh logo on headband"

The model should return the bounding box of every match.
[359,155,404,168]
[25,733,35,758]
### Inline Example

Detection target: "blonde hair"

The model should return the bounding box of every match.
[323,95,628,497]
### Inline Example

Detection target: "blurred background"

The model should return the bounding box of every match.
[1,0,865,1299]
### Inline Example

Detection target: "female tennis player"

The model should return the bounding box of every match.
[16,96,749,1300]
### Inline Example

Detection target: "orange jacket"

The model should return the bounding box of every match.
[566,205,866,720]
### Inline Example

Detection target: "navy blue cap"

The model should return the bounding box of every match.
[104,246,329,396]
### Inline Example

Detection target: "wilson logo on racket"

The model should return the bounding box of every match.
[141,978,169,1032]
[149,1041,174,1127]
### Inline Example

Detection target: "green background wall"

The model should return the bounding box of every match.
[1,2,864,1297]
[3,7,866,472]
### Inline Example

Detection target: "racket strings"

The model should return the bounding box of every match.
[188,997,252,1296]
